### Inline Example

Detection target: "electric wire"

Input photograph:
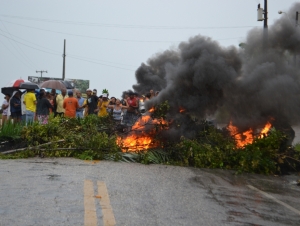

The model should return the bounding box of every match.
[0,32,136,71]
[0,19,183,43]
[68,55,135,71]
[0,22,36,70]
[0,38,35,71]
[0,19,246,44]
[0,14,259,30]
[0,29,138,67]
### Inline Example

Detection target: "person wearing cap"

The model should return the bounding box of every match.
[56,88,68,117]
[98,93,110,117]
[63,91,79,118]
[23,89,37,124]
[80,88,98,115]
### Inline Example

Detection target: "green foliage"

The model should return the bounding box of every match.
[169,125,291,174]
[0,121,24,141]
[0,106,299,175]
[151,100,170,120]
[16,114,120,159]
[102,89,109,94]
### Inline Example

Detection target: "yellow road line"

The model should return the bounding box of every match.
[84,180,98,226]
[97,181,116,226]
[247,185,300,216]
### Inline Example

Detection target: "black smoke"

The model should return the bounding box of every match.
[131,3,300,139]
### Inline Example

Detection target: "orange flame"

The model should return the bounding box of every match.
[117,134,157,152]
[179,107,186,113]
[227,121,272,148]
[259,122,272,138]
[117,114,168,152]
[149,107,155,113]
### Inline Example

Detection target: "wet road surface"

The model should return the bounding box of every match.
[0,158,299,226]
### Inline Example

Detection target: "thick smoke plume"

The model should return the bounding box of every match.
[132,3,300,139]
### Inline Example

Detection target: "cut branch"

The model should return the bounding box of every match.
[1,139,65,154]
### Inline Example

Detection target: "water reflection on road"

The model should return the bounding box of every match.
[190,168,300,225]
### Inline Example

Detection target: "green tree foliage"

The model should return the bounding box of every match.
[0,102,299,175]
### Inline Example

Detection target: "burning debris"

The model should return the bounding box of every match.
[117,113,168,152]
[126,2,300,145]
[227,121,272,148]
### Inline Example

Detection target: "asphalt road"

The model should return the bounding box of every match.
[0,158,300,226]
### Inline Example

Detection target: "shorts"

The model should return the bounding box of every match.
[11,111,22,120]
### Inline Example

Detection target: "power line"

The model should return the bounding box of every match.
[0,29,138,67]
[0,22,36,69]
[0,38,34,71]
[0,14,259,30]
[0,27,62,53]
[0,32,136,71]
[68,55,135,71]
[0,19,247,44]
[0,32,65,56]
[0,19,179,43]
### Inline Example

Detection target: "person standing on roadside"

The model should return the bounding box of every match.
[1,94,10,124]
[75,91,85,118]
[56,88,68,117]
[20,91,27,122]
[107,98,129,124]
[51,89,57,116]
[23,89,37,124]
[149,89,155,99]
[126,91,139,125]
[98,93,110,117]
[93,89,98,98]
[80,88,98,115]
[63,91,79,118]
[36,91,53,124]
[10,91,22,123]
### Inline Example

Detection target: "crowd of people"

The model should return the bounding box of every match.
[1,88,159,126]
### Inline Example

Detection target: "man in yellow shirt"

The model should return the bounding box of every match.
[23,89,37,124]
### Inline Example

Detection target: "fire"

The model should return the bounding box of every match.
[179,107,186,113]
[117,114,168,152]
[117,134,157,152]
[259,122,272,138]
[227,121,272,148]
[149,107,155,113]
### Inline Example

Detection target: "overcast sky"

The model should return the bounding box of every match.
[0,0,298,98]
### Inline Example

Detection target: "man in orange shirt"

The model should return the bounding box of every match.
[63,91,79,118]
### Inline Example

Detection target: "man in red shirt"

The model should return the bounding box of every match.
[63,91,79,118]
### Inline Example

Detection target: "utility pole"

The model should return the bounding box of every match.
[263,0,268,31]
[36,70,47,78]
[257,1,268,47]
[296,12,299,67]
[62,39,66,80]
